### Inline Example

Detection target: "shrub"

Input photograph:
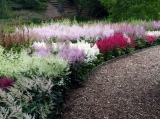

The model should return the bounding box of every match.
[31,16,43,24]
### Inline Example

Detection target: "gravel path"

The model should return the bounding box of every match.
[61,46,160,119]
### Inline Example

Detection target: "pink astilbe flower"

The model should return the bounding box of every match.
[0,77,14,90]
[152,21,160,30]
[58,46,85,64]
[16,23,114,41]
[145,36,157,44]
[95,33,135,54]
[108,23,146,38]
[32,41,52,57]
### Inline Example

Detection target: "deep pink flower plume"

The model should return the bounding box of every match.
[145,36,157,44]
[0,77,14,90]
[95,33,135,54]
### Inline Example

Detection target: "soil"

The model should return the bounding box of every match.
[61,46,160,119]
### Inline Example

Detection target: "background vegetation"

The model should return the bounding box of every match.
[1,0,160,22]
[99,0,160,22]
[0,0,47,19]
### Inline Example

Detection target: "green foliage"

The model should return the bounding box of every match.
[10,0,47,10]
[74,15,89,22]
[0,0,47,19]
[0,46,70,118]
[87,0,108,17]
[67,54,104,89]
[66,0,108,18]
[31,16,42,24]
[99,0,160,22]
[0,76,55,118]
[134,38,147,49]
[0,0,11,19]
[0,46,69,79]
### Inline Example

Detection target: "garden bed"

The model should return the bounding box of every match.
[0,19,160,118]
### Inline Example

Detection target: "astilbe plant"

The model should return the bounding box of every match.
[0,77,14,90]
[32,41,52,57]
[95,33,135,54]
[144,36,157,44]
[70,40,100,63]
[0,30,31,51]
[32,39,85,65]
[152,21,160,30]
[53,39,100,63]
[146,31,160,38]
[0,45,69,80]
[58,46,85,64]
[16,23,114,41]
[108,23,146,38]
[0,76,55,119]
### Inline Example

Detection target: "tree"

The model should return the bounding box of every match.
[99,0,160,22]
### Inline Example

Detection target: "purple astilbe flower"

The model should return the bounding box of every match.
[138,21,153,30]
[152,21,160,30]
[133,25,146,38]
[58,46,85,64]
[32,41,52,57]
[33,50,52,57]
[109,23,146,38]
[0,77,14,90]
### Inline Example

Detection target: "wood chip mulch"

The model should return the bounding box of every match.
[61,46,160,119]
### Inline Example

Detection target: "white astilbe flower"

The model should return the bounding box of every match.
[146,31,160,38]
[123,33,131,43]
[9,105,22,116]
[0,76,55,119]
[8,86,24,100]
[23,113,35,119]
[16,76,54,94]
[70,40,100,63]
[31,76,54,93]
[0,106,35,119]
[0,107,9,119]
[38,40,100,63]
[33,41,46,49]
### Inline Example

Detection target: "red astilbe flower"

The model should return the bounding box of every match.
[0,77,14,90]
[129,37,136,47]
[95,33,135,54]
[145,36,157,44]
